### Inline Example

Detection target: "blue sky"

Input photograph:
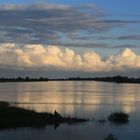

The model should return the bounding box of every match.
[1,0,140,18]
[1,0,140,13]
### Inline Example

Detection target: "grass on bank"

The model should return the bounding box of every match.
[0,101,88,129]
[108,111,129,124]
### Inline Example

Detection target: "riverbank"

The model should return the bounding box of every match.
[0,101,88,129]
[0,75,139,84]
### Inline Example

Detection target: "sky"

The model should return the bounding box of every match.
[0,0,140,78]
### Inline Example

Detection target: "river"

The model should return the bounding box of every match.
[0,81,139,140]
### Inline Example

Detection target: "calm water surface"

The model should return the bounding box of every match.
[0,81,140,140]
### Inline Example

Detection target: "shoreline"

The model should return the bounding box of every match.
[0,75,139,84]
[0,101,89,129]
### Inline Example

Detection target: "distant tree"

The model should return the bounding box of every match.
[17,77,22,80]
[25,77,29,80]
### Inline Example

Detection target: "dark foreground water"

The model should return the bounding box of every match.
[0,81,140,140]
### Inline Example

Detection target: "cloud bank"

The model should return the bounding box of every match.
[0,43,140,73]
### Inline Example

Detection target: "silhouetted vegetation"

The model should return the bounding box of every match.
[108,111,129,124]
[0,77,48,82]
[0,101,88,129]
[93,75,140,83]
[0,75,139,83]
[54,75,140,83]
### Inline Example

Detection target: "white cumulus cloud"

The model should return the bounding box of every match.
[0,43,140,72]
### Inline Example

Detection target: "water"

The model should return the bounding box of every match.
[0,81,140,140]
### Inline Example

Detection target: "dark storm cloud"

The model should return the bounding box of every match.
[97,34,140,42]
[113,44,140,48]
[116,35,140,40]
[0,3,140,46]
[49,41,108,48]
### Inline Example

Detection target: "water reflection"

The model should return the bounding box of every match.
[0,81,139,116]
